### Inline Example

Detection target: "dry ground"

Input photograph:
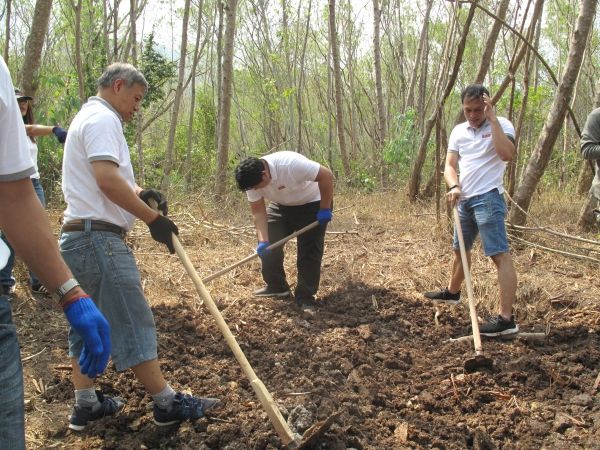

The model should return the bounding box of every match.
[11,190,600,449]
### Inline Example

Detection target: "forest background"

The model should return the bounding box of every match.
[2,0,600,229]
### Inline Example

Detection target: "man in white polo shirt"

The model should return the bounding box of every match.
[234,151,334,314]
[0,56,111,450]
[60,63,219,431]
[424,84,519,337]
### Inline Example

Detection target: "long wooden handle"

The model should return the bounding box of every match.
[150,201,297,445]
[203,220,320,283]
[452,207,484,356]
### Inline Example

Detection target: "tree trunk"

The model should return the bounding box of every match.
[405,0,432,110]
[70,0,86,104]
[19,0,53,98]
[214,0,238,198]
[510,0,597,226]
[162,0,191,191]
[372,0,386,183]
[3,0,11,63]
[328,0,351,178]
[407,1,477,201]
[215,0,224,152]
[296,0,312,153]
[113,0,120,60]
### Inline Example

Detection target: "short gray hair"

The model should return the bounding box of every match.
[97,63,148,93]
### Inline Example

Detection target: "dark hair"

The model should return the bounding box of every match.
[461,84,489,103]
[234,157,265,191]
[15,89,35,142]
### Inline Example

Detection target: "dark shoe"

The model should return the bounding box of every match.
[153,392,220,426]
[479,315,519,337]
[1,284,14,295]
[253,286,290,298]
[297,298,317,315]
[68,391,124,431]
[423,288,461,304]
[31,284,50,296]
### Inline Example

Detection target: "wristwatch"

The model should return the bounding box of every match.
[448,184,460,191]
[56,278,80,299]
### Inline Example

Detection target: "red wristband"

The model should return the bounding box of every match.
[61,295,83,311]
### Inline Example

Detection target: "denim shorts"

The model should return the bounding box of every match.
[0,295,25,449]
[453,189,510,257]
[59,228,158,371]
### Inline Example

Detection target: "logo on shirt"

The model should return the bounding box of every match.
[482,133,491,138]
[278,185,286,190]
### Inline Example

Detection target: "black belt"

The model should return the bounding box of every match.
[61,220,127,237]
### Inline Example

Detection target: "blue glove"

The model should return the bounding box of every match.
[316,208,332,225]
[256,241,270,258]
[52,126,68,144]
[64,296,111,378]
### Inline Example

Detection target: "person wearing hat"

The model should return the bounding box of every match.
[0,90,68,296]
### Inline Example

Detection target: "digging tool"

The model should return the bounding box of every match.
[452,207,494,373]
[203,220,319,283]
[202,204,352,284]
[150,201,335,448]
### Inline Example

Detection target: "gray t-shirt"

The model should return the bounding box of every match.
[581,107,600,200]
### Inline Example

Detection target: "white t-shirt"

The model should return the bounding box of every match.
[448,117,515,199]
[246,151,321,205]
[0,56,35,181]
[29,140,40,179]
[62,96,137,230]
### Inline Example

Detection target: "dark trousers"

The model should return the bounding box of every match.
[261,201,327,303]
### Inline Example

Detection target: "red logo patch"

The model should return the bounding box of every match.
[482,133,491,138]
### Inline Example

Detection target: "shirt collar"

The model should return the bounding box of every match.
[265,159,278,183]
[467,119,489,132]
[87,96,124,123]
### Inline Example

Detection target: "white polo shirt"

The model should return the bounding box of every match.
[62,96,137,230]
[246,151,321,206]
[0,56,35,182]
[448,117,515,199]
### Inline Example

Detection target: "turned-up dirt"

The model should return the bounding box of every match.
[15,191,600,449]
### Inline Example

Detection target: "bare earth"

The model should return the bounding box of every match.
[14,191,600,449]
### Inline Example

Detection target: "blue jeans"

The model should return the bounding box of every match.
[0,178,45,289]
[59,224,158,371]
[453,189,510,257]
[0,295,25,450]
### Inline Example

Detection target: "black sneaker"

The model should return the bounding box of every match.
[423,288,461,304]
[31,284,50,296]
[69,391,124,431]
[153,392,221,426]
[253,286,290,298]
[297,298,317,315]
[1,284,14,295]
[479,315,519,337]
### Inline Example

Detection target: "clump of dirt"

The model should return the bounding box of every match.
[15,191,600,449]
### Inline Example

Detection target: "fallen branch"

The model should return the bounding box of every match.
[447,332,547,343]
[22,347,47,363]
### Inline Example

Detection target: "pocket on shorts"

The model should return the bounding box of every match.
[59,233,101,280]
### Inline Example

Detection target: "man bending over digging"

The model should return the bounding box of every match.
[60,63,219,430]
[423,84,519,337]
[235,151,334,315]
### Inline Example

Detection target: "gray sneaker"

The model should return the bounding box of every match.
[154,392,221,426]
[69,391,124,431]
[479,315,519,337]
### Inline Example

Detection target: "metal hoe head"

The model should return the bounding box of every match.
[464,354,494,373]
[286,413,340,450]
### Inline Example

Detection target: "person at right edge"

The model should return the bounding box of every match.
[423,84,519,337]
[580,106,600,225]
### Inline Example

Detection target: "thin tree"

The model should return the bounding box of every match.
[19,0,53,98]
[215,0,238,197]
[373,0,386,182]
[162,0,192,190]
[3,0,11,62]
[328,0,350,178]
[510,0,597,227]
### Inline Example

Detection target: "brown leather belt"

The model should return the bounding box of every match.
[61,220,126,237]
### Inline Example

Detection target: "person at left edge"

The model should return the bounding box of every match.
[60,62,220,432]
[0,54,111,450]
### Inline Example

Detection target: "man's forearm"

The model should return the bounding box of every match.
[0,179,76,294]
[490,120,515,161]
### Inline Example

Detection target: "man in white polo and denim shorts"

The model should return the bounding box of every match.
[424,84,519,336]
[234,151,334,315]
[60,62,219,431]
